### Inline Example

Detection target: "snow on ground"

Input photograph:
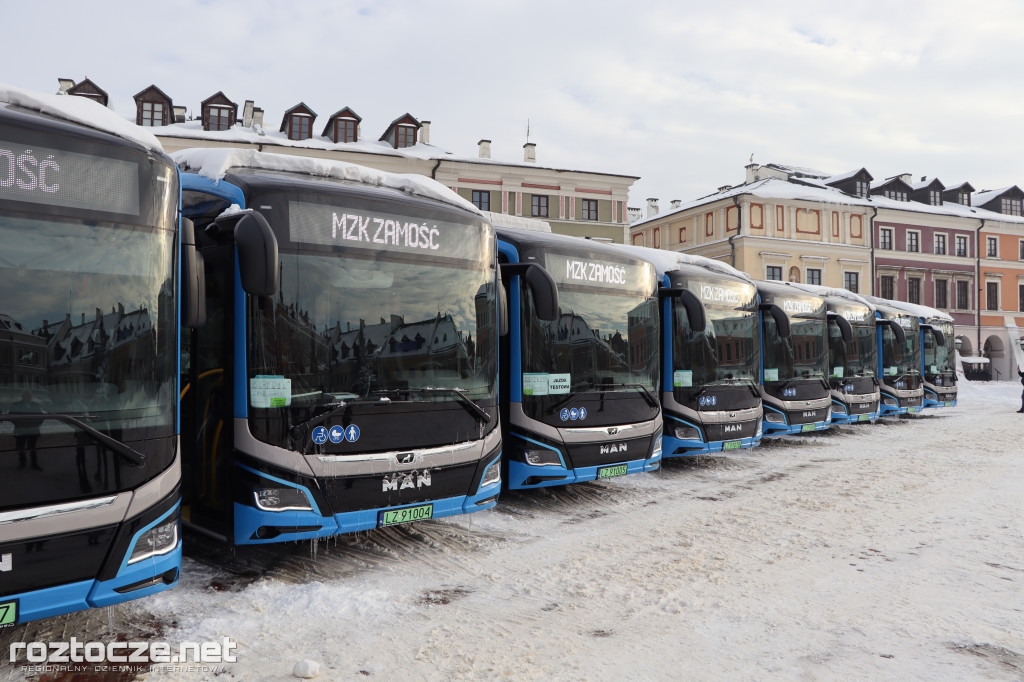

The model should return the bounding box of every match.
[6,382,1023,681]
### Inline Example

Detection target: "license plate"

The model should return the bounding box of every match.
[858,414,871,422]
[944,401,953,407]
[801,423,816,432]
[597,464,628,479]
[723,440,742,450]
[378,504,433,527]
[908,407,920,413]
[0,600,17,627]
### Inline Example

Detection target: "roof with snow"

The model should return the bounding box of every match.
[173,147,480,215]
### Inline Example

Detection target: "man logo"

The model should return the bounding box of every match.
[723,424,742,434]
[396,452,415,464]
[802,411,817,418]
[607,427,619,436]
[599,442,628,455]
[382,470,432,492]
[0,554,11,572]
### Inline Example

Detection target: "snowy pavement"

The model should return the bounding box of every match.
[6,381,1023,681]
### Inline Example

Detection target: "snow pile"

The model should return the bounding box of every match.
[0,82,162,152]
[173,147,479,215]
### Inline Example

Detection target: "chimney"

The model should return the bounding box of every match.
[523,142,536,163]
[478,139,491,159]
[898,173,912,184]
[252,108,264,128]
[745,163,760,183]
[670,199,681,210]
[646,198,659,217]
[242,100,254,127]
[173,106,186,123]
[420,121,430,144]
[57,78,75,94]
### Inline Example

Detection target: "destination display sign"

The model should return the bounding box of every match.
[0,137,140,215]
[683,277,757,309]
[834,303,870,323]
[780,296,825,317]
[288,200,489,261]
[543,252,653,293]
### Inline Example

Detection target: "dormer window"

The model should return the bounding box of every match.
[208,106,231,131]
[287,113,312,140]
[134,85,174,127]
[334,118,357,143]
[856,180,870,197]
[396,125,416,148]
[140,102,164,127]
[1001,197,1022,216]
[885,190,907,201]
[961,192,971,205]
[930,190,941,206]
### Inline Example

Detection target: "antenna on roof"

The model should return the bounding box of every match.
[526,119,531,144]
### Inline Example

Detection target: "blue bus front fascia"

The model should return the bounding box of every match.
[829,397,879,424]
[504,431,661,490]
[5,505,182,624]
[232,455,502,545]
[923,386,957,409]
[662,413,761,457]
[877,388,909,416]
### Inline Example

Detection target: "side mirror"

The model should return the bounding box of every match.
[931,327,945,347]
[828,312,853,344]
[501,263,559,321]
[180,218,206,327]
[887,319,906,346]
[762,303,791,339]
[233,211,279,296]
[498,276,509,337]
[679,289,706,333]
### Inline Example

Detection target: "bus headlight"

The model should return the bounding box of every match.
[254,487,313,512]
[481,457,502,487]
[764,412,785,424]
[651,435,663,460]
[883,398,897,407]
[832,403,847,415]
[825,407,832,421]
[755,418,762,438]
[524,449,561,466]
[128,517,179,565]
[674,426,700,440]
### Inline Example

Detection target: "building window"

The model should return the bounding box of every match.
[806,268,822,286]
[1000,197,1022,216]
[766,266,782,281]
[880,275,895,300]
[935,279,948,309]
[472,190,490,212]
[582,199,598,221]
[885,190,907,201]
[987,282,999,311]
[207,106,232,131]
[140,101,164,127]
[287,114,312,141]
[856,180,869,197]
[960,192,970,206]
[930,190,941,206]
[396,125,416,148]
[879,228,893,250]
[908,277,921,304]
[956,235,968,257]
[907,231,919,253]
[531,195,549,218]
[653,228,661,248]
[934,233,946,255]
[334,118,357,143]
[1020,239,1024,260]
[956,280,969,310]
[987,236,998,258]
[844,272,859,293]
[1020,283,1024,312]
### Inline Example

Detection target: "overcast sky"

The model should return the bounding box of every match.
[7,0,1024,214]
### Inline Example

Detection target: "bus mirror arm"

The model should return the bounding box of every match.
[888,319,906,346]
[181,218,206,328]
[233,211,279,297]
[923,324,945,346]
[828,311,853,344]
[659,288,706,333]
[498,278,509,337]
[761,304,791,339]
[500,263,559,321]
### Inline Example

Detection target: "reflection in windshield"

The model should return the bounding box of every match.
[521,289,658,396]
[249,251,497,407]
[828,321,877,378]
[925,322,956,375]
[0,217,176,437]
[764,315,827,381]
[881,319,921,377]
[674,304,758,386]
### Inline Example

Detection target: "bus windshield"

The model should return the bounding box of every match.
[828,318,877,378]
[880,316,921,378]
[764,313,828,382]
[925,320,956,376]
[673,303,759,387]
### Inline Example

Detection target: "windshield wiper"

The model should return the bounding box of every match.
[1,413,146,467]
[595,383,660,409]
[408,388,492,425]
[289,397,391,452]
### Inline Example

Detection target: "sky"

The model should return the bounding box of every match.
[6,0,1024,215]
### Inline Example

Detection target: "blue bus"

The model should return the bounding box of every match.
[755,281,832,435]
[0,88,185,624]
[791,284,880,424]
[863,296,924,416]
[175,149,502,545]
[884,301,956,409]
[496,228,662,488]
[622,245,762,456]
